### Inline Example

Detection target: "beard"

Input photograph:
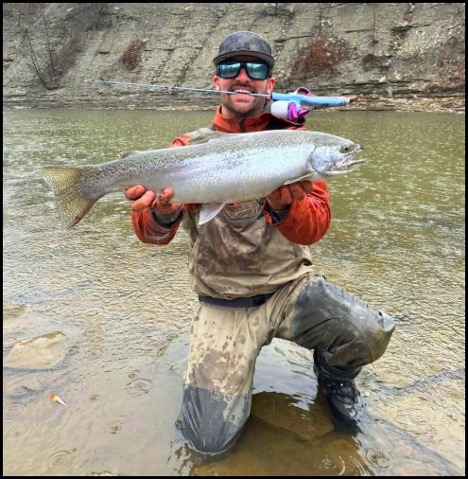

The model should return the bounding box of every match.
[220,84,269,117]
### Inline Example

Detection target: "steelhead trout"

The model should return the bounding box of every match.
[41,128,364,228]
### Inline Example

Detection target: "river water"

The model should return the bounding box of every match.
[3,109,465,476]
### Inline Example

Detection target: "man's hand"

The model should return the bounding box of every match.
[124,185,182,216]
[266,180,312,210]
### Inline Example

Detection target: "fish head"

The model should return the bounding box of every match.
[309,136,365,177]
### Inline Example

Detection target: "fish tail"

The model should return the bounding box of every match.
[41,166,97,228]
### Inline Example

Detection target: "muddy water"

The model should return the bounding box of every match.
[3,109,465,475]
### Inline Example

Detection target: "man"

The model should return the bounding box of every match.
[125,31,395,456]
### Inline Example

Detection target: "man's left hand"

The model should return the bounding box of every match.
[266,181,312,211]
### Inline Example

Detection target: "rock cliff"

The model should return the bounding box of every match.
[2,3,465,112]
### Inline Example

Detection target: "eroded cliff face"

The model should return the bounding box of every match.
[2,3,465,111]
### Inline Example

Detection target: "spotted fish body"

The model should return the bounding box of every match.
[41,129,364,229]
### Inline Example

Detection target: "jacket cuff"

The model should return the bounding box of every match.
[152,207,183,227]
[263,202,290,225]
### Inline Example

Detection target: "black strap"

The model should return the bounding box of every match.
[199,292,275,308]
[266,115,292,130]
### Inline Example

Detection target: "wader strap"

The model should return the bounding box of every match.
[199,292,275,308]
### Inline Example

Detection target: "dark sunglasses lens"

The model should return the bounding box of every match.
[218,62,269,80]
[218,63,241,78]
[246,62,269,80]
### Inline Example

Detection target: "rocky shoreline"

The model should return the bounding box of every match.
[4,4,465,116]
[347,94,465,114]
[5,94,464,114]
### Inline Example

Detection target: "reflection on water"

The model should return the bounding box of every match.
[3,109,465,475]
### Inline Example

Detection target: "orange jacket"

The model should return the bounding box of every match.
[131,106,331,246]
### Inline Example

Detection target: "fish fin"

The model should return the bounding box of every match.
[282,173,315,185]
[186,128,227,145]
[42,166,97,228]
[198,202,226,225]
[116,151,141,159]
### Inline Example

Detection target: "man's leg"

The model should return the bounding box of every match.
[276,273,396,425]
[177,302,272,456]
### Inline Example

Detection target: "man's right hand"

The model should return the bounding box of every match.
[124,185,182,216]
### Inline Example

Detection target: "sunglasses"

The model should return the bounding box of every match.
[217,61,271,80]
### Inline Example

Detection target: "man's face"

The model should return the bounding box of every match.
[213,55,275,118]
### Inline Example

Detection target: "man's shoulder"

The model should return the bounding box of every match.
[172,125,219,147]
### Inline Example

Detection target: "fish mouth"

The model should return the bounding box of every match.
[313,148,366,176]
[319,159,365,176]
[343,158,366,170]
[340,146,365,171]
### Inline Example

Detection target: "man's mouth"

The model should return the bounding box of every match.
[230,89,254,98]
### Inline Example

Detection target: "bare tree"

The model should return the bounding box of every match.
[22,5,110,90]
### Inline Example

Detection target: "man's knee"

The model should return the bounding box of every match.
[177,385,250,456]
[291,276,396,365]
[362,307,396,362]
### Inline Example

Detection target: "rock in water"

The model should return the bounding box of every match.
[4,331,69,369]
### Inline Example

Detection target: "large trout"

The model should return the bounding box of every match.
[41,128,364,228]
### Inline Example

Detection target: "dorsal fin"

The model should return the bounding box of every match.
[115,151,141,159]
[185,128,226,145]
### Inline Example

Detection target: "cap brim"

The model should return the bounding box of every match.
[213,51,274,68]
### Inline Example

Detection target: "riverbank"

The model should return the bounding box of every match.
[4,94,465,114]
[4,4,464,117]
[348,94,465,113]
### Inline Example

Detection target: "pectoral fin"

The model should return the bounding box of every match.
[198,202,226,225]
[282,173,315,185]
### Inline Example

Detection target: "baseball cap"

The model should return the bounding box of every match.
[213,31,274,68]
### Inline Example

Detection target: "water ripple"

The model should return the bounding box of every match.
[3,109,464,476]
[125,378,153,397]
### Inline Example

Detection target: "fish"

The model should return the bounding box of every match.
[50,393,68,407]
[41,128,364,228]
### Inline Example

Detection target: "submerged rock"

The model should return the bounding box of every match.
[4,331,69,370]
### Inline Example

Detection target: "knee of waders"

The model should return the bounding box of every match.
[177,386,250,456]
[293,276,396,363]
[364,307,396,361]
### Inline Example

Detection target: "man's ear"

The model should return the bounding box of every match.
[267,76,276,94]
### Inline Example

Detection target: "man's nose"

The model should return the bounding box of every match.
[236,67,250,81]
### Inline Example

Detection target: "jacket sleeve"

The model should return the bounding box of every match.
[130,136,191,245]
[131,208,183,245]
[263,179,331,245]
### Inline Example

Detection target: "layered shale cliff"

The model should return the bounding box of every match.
[2,3,465,111]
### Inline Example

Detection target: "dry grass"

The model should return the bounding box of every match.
[291,35,350,80]
[121,39,145,70]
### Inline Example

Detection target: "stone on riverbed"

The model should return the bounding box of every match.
[4,331,69,370]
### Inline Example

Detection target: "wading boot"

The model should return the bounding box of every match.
[313,358,365,428]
